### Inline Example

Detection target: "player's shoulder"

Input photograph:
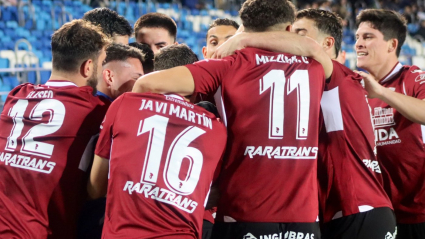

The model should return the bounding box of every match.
[400,65,425,83]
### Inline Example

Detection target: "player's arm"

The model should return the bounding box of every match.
[356,70,425,124]
[213,31,333,79]
[132,66,195,96]
[87,154,109,199]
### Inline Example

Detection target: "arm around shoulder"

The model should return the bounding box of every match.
[132,66,195,97]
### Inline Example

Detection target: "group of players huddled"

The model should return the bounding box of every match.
[0,0,424,238]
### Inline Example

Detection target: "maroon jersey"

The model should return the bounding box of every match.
[318,61,392,223]
[96,93,227,238]
[0,80,107,238]
[186,48,325,222]
[369,63,425,224]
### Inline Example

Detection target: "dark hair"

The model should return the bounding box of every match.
[134,13,177,41]
[129,42,154,74]
[239,0,296,32]
[206,18,240,39]
[154,44,198,71]
[356,9,407,57]
[51,19,110,73]
[104,43,145,67]
[296,9,343,58]
[83,8,132,37]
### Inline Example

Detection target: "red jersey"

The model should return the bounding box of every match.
[369,63,425,224]
[186,48,325,222]
[0,80,108,238]
[95,93,227,238]
[318,61,392,223]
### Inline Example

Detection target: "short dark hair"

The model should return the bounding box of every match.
[240,0,296,32]
[104,43,145,67]
[83,8,132,37]
[129,42,154,74]
[134,13,177,41]
[296,9,343,58]
[51,19,110,73]
[356,9,407,57]
[154,44,198,71]
[206,18,240,39]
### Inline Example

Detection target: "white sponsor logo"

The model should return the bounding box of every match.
[372,107,395,128]
[244,146,318,159]
[243,231,315,239]
[0,152,56,174]
[363,159,381,173]
[415,74,425,82]
[374,128,401,146]
[243,233,257,239]
[123,181,198,213]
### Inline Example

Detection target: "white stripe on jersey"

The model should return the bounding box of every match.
[321,87,344,132]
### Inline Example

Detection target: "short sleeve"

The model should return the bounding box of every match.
[94,95,124,159]
[185,56,235,96]
[411,73,425,100]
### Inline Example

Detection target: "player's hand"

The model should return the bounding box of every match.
[354,70,385,99]
[212,32,247,59]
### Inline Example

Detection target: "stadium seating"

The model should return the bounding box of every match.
[0,0,424,111]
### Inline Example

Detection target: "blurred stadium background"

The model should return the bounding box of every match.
[0,0,424,111]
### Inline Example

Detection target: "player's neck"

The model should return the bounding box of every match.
[96,81,113,98]
[49,71,87,87]
[367,57,399,82]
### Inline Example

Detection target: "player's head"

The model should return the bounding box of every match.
[202,18,239,59]
[239,0,296,32]
[134,13,177,54]
[83,8,132,44]
[355,9,407,71]
[101,43,145,99]
[51,19,110,91]
[154,44,198,71]
[293,9,342,59]
[129,42,154,74]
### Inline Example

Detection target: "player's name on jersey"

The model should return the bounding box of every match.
[139,98,213,130]
[123,181,198,213]
[26,90,54,99]
[0,152,56,174]
[244,146,318,159]
[255,54,310,66]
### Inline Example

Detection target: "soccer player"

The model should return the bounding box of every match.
[129,42,155,74]
[88,44,227,238]
[133,0,333,238]
[134,12,177,53]
[83,8,133,45]
[200,17,239,239]
[202,18,239,59]
[97,43,145,101]
[0,20,109,239]
[354,9,425,239]
[213,9,396,239]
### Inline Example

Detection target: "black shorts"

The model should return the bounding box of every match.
[202,220,214,239]
[396,221,425,239]
[211,221,320,239]
[321,207,396,239]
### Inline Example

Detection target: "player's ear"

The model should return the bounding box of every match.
[323,36,335,51]
[202,46,208,59]
[80,59,93,78]
[388,38,398,53]
[285,24,292,32]
[102,69,113,87]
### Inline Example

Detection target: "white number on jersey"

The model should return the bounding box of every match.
[6,99,66,158]
[138,115,205,195]
[260,69,310,140]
